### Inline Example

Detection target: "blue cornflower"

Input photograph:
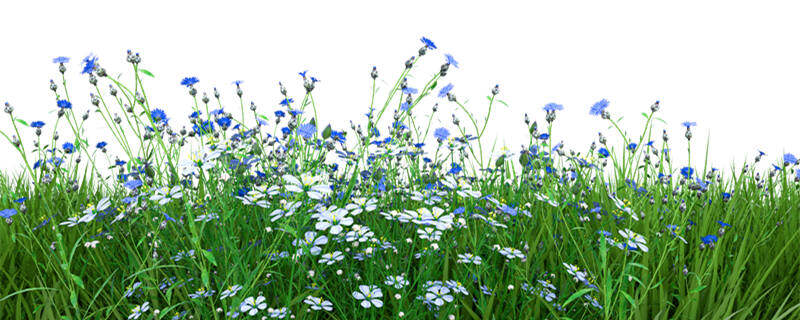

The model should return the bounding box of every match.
[783,153,797,165]
[589,99,609,116]
[543,103,564,112]
[150,108,168,124]
[299,70,308,78]
[275,110,286,118]
[445,54,459,68]
[682,121,697,129]
[14,197,26,204]
[210,108,225,116]
[31,121,45,128]
[680,167,694,178]
[297,123,316,139]
[96,141,107,149]
[57,100,72,109]
[233,80,244,86]
[449,163,463,175]
[280,98,294,106]
[438,83,454,98]
[288,109,303,117]
[421,37,437,49]
[62,142,75,154]
[402,87,418,95]
[53,56,70,64]
[216,117,232,128]
[701,235,718,245]
[81,54,98,74]
[400,102,411,112]
[181,77,199,87]
[722,192,731,200]
[310,76,320,83]
[539,133,550,140]
[627,143,637,151]
[281,127,291,135]
[434,127,450,140]
[124,180,143,190]
[717,221,731,228]
[189,110,202,119]
[0,208,17,219]
[597,147,610,158]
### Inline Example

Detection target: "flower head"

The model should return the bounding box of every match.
[434,127,450,141]
[421,37,437,49]
[53,56,70,64]
[181,77,199,87]
[543,103,564,112]
[438,83,454,98]
[81,54,98,74]
[444,54,459,68]
[297,123,316,139]
[589,99,609,116]
[57,100,72,109]
[682,121,697,129]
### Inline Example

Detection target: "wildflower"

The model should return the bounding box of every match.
[279,98,294,106]
[82,54,98,74]
[444,54,459,68]
[701,234,718,248]
[318,251,344,265]
[267,307,288,318]
[456,253,483,265]
[353,285,383,308]
[124,179,143,190]
[293,231,328,256]
[315,208,353,235]
[283,173,332,200]
[618,229,649,252]
[784,153,798,166]
[682,121,697,129]
[149,186,183,205]
[180,77,199,87]
[0,209,17,219]
[62,142,75,154]
[53,56,70,64]
[220,284,242,299]
[57,99,72,109]
[128,302,149,320]
[188,287,215,299]
[304,296,333,311]
[384,275,409,289]
[589,99,609,116]
[434,127,450,141]
[438,83,454,98]
[421,37,437,49]
[84,240,99,248]
[497,247,525,260]
[150,108,168,124]
[240,296,267,316]
[31,121,45,128]
[424,285,454,307]
[402,87,418,95]
[297,123,316,139]
[597,147,610,158]
[543,103,564,112]
[681,167,694,179]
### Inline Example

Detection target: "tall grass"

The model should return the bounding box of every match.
[1,39,799,320]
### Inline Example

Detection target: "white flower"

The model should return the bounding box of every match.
[220,284,242,299]
[128,302,150,319]
[240,295,267,316]
[150,186,182,205]
[384,275,409,289]
[267,307,288,318]
[318,251,345,265]
[497,247,525,260]
[270,201,301,222]
[424,285,453,306]
[84,240,99,248]
[315,208,353,235]
[293,231,328,256]
[283,173,332,200]
[618,229,648,252]
[304,296,333,311]
[456,253,483,265]
[346,197,378,215]
[417,227,442,241]
[353,285,383,308]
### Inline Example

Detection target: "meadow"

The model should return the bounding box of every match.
[1,37,799,319]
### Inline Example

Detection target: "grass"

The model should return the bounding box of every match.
[1,39,800,319]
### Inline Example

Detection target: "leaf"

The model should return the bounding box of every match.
[690,285,707,294]
[322,124,332,139]
[71,273,85,289]
[15,119,29,127]
[429,81,438,91]
[497,99,509,107]
[202,250,218,267]
[495,155,506,168]
[641,112,649,118]
[139,68,155,78]
[620,291,635,307]
[563,288,595,308]
[258,115,269,121]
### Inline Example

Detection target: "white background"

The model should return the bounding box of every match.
[1,1,798,176]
